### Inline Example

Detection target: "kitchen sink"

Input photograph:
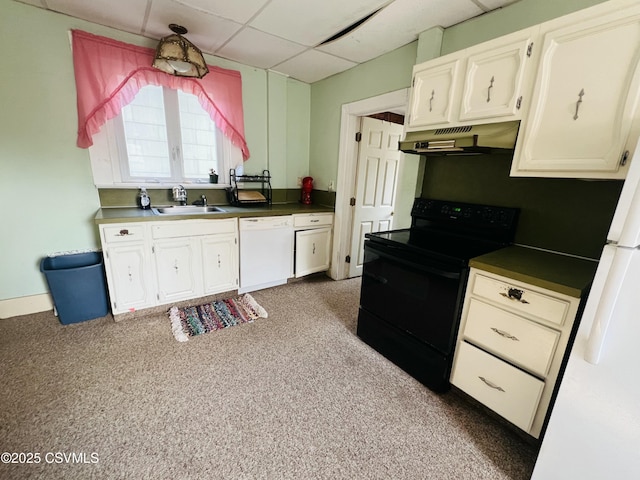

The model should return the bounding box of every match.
[152,205,226,215]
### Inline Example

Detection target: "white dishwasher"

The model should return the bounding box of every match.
[239,216,293,293]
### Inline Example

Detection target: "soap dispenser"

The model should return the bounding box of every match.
[138,187,151,210]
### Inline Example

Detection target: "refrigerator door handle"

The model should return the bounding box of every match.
[585,247,634,364]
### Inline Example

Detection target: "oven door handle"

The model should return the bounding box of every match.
[362,271,388,284]
[365,242,462,280]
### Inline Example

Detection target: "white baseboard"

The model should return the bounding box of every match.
[0,294,53,319]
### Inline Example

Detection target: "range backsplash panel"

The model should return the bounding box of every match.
[420,154,623,260]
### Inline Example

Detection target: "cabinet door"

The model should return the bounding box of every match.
[459,30,535,122]
[154,238,200,303]
[295,227,331,278]
[104,243,153,314]
[407,57,462,128]
[512,6,640,178]
[201,233,238,294]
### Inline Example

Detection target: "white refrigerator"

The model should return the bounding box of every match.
[532,139,640,479]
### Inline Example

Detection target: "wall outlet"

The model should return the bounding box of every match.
[328,180,335,192]
[297,177,302,187]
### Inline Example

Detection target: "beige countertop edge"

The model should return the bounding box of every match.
[94,204,335,224]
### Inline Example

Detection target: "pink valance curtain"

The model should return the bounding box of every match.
[71,30,250,160]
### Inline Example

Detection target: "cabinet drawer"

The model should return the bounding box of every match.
[293,213,333,228]
[464,299,559,377]
[471,274,569,326]
[152,218,236,239]
[102,224,145,244]
[451,342,544,433]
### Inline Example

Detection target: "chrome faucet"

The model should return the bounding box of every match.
[172,185,187,205]
[200,194,207,206]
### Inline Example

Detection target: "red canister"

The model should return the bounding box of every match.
[301,177,313,205]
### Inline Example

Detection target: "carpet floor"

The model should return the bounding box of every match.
[0,275,538,479]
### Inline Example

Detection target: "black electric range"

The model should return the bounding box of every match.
[356,198,519,392]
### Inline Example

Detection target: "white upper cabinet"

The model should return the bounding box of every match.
[406,28,537,131]
[459,28,537,122]
[407,56,462,129]
[511,1,640,178]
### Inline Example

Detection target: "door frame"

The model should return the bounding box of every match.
[329,88,409,280]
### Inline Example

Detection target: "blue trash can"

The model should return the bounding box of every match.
[40,251,109,324]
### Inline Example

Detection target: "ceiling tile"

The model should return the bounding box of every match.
[169,0,269,24]
[217,28,307,70]
[274,50,357,83]
[45,0,149,33]
[249,0,391,46]
[145,0,243,52]
[318,0,484,62]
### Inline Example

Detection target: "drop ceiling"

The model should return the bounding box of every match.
[15,0,520,83]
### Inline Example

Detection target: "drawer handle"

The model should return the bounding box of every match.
[478,376,505,392]
[500,288,529,304]
[310,219,320,223]
[118,229,131,236]
[491,327,519,341]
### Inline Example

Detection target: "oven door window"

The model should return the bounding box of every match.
[360,242,466,355]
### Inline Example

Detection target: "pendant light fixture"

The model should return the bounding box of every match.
[152,24,209,78]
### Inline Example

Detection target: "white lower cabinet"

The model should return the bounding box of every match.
[293,213,333,278]
[103,242,154,314]
[152,219,238,304]
[153,237,200,303]
[101,223,155,314]
[201,233,238,294]
[451,268,580,438]
[99,218,239,315]
[295,227,331,277]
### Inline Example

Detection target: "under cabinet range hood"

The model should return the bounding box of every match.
[399,120,520,156]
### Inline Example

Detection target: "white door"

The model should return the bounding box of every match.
[348,116,403,277]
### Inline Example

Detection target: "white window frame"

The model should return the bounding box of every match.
[88,86,242,188]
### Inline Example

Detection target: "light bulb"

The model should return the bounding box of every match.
[168,60,192,73]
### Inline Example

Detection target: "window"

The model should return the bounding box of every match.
[106,85,233,185]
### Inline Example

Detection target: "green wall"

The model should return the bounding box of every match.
[0,1,309,303]
[309,43,418,191]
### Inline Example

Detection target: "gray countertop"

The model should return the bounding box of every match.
[94,203,334,224]
[469,245,599,298]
